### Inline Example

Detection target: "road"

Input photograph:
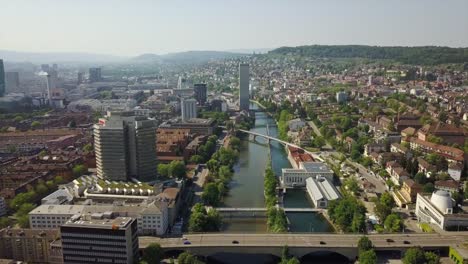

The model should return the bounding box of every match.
[347,159,387,194]
[307,121,332,150]
[139,233,468,249]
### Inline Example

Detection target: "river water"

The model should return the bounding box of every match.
[222,103,333,233]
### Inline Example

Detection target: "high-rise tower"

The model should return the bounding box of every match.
[239,63,250,111]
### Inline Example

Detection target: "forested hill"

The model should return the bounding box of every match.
[269,45,468,65]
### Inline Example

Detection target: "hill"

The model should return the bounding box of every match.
[269,45,468,65]
[133,50,246,64]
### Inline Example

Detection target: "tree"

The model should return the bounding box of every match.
[68,120,77,128]
[358,236,373,254]
[424,252,440,264]
[328,196,367,233]
[72,164,88,177]
[157,164,169,177]
[414,172,426,185]
[380,192,395,208]
[438,111,448,123]
[31,121,41,130]
[423,183,435,193]
[35,183,49,196]
[0,217,11,229]
[169,161,186,179]
[178,252,204,264]
[202,183,220,206]
[188,203,222,232]
[142,243,164,264]
[384,213,402,233]
[82,143,93,152]
[344,178,359,194]
[189,155,204,164]
[402,248,427,264]
[229,136,241,151]
[18,215,30,228]
[54,176,65,185]
[359,250,377,264]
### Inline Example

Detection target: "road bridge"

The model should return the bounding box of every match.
[140,233,468,261]
[215,207,323,213]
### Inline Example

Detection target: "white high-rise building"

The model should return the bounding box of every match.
[94,111,157,181]
[239,63,250,111]
[181,98,197,121]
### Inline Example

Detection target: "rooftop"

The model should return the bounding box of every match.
[63,214,133,230]
[301,162,333,174]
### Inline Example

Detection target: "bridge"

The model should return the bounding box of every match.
[139,233,468,260]
[216,207,323,213]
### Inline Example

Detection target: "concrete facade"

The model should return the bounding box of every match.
[239,63,250,111]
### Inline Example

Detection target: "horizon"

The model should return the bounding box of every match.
[1,0,467,56]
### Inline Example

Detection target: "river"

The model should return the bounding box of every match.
[222,103,333,233]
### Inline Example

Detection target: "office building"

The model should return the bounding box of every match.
[336,91,348,103]
[0,59,5,97]
[194,83,207,106]
[239,63,250,111]
[60,214,139,264]
[94,111,157,181]
[181,98,197,121]
[160,118,215,136]
[77,72,84,84]
[5,72,19,93]
[41,64,50,72]
[89,67,102,82]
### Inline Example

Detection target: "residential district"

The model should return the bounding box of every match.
[0,46,468,264]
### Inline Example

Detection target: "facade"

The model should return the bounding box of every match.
[239,63,250,111]
[282,162,334,187]
[160,118,215,136]
[0,228,60,263]
[94,112,157,181]
[60,214,139,264]
[5,72,19,94]
[305,176,340,208]
[0,59,5,97]
[416,191,468,230]
[181,98,197,121]
[0,197,7,216]
[88,67,102,82]
[336,91,348,103]
[194,83,207,106]
[392,179,422,208]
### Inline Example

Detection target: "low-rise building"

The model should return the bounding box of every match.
[288,118,306,132]
[392,179,422,209]
[305,176,340,208]
[435,180,459,193]
[282,162,334,187]
[416,191,468,231]
[448,163,463,181]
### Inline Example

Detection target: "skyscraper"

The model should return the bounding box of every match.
[94,112,157,181]
[181,98,197,121]
[194,83,207,106]
[5,72,20,93]
[89,67,102,82]
[0,59,5,97]
[60,214,139,264]
[239,63,250,111]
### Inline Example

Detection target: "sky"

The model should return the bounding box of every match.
[1,0,467,56]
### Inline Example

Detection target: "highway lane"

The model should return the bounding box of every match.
[139,233,468,249]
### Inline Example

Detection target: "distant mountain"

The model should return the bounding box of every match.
[133,50,246,64]
[226,48,274,54]
[268,45,468,65]
[0,50,126,63]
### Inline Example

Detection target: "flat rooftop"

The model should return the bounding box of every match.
[301,162,333,173]
[64,215,133,229]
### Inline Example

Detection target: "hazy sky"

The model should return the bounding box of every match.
[1,0,467,56]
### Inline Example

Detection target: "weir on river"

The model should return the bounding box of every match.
[221,103,333,233]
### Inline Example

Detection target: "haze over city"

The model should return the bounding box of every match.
[1,0,468,56]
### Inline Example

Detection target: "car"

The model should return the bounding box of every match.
[386,239,394,243]
[183,240,191,245]
[403,240,411,244]
[232,240,239,244]
[182,236,188,241]
[412,217,417,220]
[320,241,326,245]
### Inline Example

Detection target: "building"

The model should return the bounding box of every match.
[239,63,250,111]
[94,111,157,181]
[5,72,19,94]
[0,228,60,263]
[305,176,340,208]
[88,67,102,82]
[160,118,215,136]
[448,163,463,181]
[0,59,5,97]
[415,191,468,231]
[29,201,168,236]
[336,91,348,103]
[194,83,207,106]
[60,214,139,264]
[181,98,197,121]
[407,137,465,163]
[282,162,334,187]
[288,118,306,132]
[0,197,7,216]
[417,123,465,146]
[392,179,422,209]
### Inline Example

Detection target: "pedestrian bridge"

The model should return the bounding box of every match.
[215,207,323,213]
